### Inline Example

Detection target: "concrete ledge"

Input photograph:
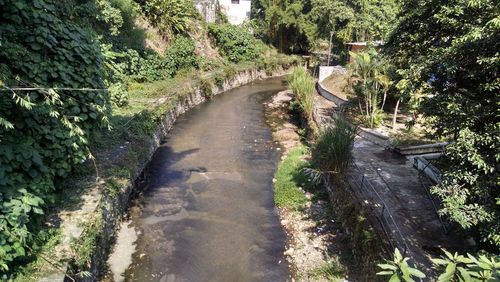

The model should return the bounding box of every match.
[356,127,391,148]
[316,80,348,107]
[395,142,449,156]
[410,156,442,183]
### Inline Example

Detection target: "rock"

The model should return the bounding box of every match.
[284,248,294,256]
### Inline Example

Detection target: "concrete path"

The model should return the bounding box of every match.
[313,88,464,277]
[348,138,463,275]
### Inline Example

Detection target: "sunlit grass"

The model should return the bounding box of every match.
[309,258,345,281]
[274,146,314,210]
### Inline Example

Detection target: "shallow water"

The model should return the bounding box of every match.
[123,78,289,282]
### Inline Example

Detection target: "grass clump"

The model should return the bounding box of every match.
[287,67,315,124]
[311,117,356,179]
[274,146,315,210]
[309,258,345,281]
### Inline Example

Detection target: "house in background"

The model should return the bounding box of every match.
[195,0,251,25]
[346,41,384,63]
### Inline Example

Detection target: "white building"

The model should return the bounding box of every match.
[195,0,251,25]
[219,0,251,25]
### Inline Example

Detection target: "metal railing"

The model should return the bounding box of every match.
[345,162,422,273]
[416,161,449,234]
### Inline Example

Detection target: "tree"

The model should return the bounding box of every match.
[252,0,313,53]
[252,0,400,54]
[142,0,197,39]
[348,48,391,128]
[385,0,500,248]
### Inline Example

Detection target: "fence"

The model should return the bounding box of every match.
[345,163,421,272]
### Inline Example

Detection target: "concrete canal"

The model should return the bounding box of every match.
[120,78,289,281]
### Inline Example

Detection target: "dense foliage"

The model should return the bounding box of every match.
[208,24,263,63]
[251,0,400,55]
[287,67,315,122]
[0,0,110,271]
[385,0,500,249]
[142,0,197,39]
[311,117,356,179]
[108,36,199,84]
[348,48,391,128]
[378,248,499,282]
[163,36,200,76]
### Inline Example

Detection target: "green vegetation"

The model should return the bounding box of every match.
[208,23,264,63]
[378,248,500,282]
[163,36,200,76]
[348,48,391,128]
[384,0,499,249]
[251,0,400,55]
[273,146,312,210]
[5,229,61,282]
[287,67,315,124]
[142,0,197,39]
[311,117,356,179]
[376,248,426,281]
[0,0,109,271]
[309,258,345,281]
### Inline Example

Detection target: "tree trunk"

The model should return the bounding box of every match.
[381,91,387,111]
[392,98,400,130]
[358,100,364,116]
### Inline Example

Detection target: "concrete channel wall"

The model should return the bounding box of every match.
[316,80,348,108]
[41,66,294,282]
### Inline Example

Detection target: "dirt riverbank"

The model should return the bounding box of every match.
[264,90,355,281]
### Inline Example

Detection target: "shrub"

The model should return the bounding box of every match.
[142,0,197,39]
[208,24,263,63]
[109,83,129,107]
[378,248,500,282]
[109,36,199,83]
[311,117,356,178]
[194,73,214,99]
[163,36,199,77]
[111,48,166,82]
[348,49,391,128]
[223,64,237,80]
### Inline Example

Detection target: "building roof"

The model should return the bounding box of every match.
[346,40,384,46]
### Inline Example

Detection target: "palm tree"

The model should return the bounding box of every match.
[376,73,392,111]
[349,48,389,128]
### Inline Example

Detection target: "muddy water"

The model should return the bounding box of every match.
[123,78,289,282]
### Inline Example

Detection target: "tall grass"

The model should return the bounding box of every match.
[287,67,315,123]
[311,117,356,179]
